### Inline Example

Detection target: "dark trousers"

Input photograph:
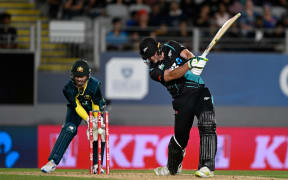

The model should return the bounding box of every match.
[48,106,82,164]
[172,87,215,148]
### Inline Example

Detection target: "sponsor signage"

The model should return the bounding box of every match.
[38,126,85,169]
[38,126,288,170]
[0,127,37,168]
[280,64,288,97]
[105,58,148,100]
[99,53,288,106]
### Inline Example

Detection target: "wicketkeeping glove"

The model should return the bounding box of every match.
[86,116,106,142]
[187,56,208,75]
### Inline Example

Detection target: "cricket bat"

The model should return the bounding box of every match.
[201,13,241,58]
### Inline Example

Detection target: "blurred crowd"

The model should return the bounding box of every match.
[47,0,288,52]
[0,12,17,49]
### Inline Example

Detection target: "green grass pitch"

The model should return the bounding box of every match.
[0,168,288,180]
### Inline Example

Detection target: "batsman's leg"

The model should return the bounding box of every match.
[196,110,217,177]
[154,136,185,176]
[167,136,185,175]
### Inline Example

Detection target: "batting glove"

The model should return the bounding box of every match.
[86,128,106,142]
[187,56,208,75]
[86,118,106,142]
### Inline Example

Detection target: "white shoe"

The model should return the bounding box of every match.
[177,164,182,174]
[195,166,214,178]
[41,160,56,173]
[93,164,104,174]
[154,166,170,176]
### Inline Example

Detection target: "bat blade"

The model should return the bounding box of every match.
[201,13,241,58]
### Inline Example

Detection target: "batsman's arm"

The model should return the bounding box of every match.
[164,64,190,82]
[180,49,195,60]
[164,49,195,82]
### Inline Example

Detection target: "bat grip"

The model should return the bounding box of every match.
[201,51,208,58]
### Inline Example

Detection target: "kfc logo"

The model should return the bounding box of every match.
[109,134,172,168]
[251,136,288,169]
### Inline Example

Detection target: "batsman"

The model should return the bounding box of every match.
[139,37,217,178]
[41,59,107,174]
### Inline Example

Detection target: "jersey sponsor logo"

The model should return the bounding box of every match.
[170,62,179,70]
[204,97,210,101]
[176,58,182,65]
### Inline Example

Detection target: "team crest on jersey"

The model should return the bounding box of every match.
[77,66,83,72]
[84,95,91,100]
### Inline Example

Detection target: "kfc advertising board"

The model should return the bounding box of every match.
[38,126,288,170]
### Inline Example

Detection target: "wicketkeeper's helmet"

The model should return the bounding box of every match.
[71,59,91,77]
[139,37,158,60]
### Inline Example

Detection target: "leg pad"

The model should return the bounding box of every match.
[198,111,217,171]
[167,136,185,175]
[48,122,77,164]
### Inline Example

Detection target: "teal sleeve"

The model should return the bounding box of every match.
[91,80,106,111]
[63,81,77,108]
[93,85,106,110]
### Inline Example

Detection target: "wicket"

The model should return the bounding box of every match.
[88,110,110,175]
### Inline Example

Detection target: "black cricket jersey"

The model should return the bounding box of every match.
[149,40,204,98]
[63,77,106,112]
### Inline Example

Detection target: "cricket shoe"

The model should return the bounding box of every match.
[195,166,214,178]
[41,160,56,173]
[93,164,104,174]
[154,166,170,176]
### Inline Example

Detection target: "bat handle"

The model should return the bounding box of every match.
[201,51,208,58]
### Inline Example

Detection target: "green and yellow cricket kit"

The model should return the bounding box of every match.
[48,77,106,165]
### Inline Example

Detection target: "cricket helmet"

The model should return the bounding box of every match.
[71,59,91,77]
[139,37,158,60]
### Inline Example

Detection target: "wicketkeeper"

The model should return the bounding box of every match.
[41,59,107,174]
[139,37,217,178]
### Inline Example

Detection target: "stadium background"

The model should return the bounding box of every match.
[0,0,288,171]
